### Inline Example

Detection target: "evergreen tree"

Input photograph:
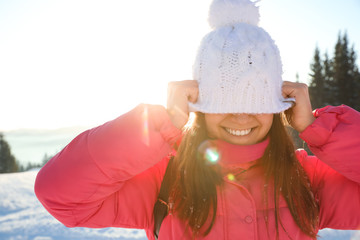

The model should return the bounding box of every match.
[331,32,360,110]
[322,52,334,105]
[0,133,19,173]
[332,33,349,106]
[348,45,360,110]
[309,32,360,111]
[309,46,325,109]
[41,153,52,166]
[22,153,53,171]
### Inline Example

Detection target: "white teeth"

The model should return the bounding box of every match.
[225,128,252,136]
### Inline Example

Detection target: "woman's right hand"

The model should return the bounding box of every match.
[167,80,199,129]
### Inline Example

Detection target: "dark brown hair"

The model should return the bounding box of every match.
[170,112,319,239]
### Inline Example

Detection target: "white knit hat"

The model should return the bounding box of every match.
[189,0,294,114]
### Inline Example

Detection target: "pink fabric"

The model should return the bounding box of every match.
[214,137,269,165]
[35,104,360,240]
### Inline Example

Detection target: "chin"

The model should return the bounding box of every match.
[223,136,257,145]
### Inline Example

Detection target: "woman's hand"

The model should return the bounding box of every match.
[167,80,199,129]
[282,81,315,133]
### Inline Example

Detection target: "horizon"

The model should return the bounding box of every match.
[3,126,89,165]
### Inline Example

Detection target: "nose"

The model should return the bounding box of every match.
[230,113,252,123]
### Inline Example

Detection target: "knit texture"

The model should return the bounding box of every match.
[189,0,293,114]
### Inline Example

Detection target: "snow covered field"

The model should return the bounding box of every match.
[0,170,359,240]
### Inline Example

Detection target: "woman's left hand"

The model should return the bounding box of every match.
[282,81,315,133]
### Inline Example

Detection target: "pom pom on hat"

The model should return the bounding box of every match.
[190,0,293,114]
[208,0,260,29]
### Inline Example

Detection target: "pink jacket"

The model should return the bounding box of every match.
[35,104,360,239]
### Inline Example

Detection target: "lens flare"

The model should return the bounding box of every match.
[227,173,235,181]
[198,140,221,164]
[204,147,220,163]
[141,106,149,146]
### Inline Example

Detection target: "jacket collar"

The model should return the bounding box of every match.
[214,138,269,166]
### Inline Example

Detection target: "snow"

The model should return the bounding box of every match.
[0,170,146,240]
[0,170,359,240]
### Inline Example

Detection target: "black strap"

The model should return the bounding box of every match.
[153,156,174,239]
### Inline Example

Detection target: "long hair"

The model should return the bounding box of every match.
[170,112,319,238]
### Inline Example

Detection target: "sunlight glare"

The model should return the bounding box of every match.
[204,147,220,164]
[227,173,235,181]
[141,106,150,146]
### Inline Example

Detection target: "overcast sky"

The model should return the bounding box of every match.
[1,0,359,131]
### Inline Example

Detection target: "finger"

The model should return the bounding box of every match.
[168,80,199,103]
[186,85,199,103]
[281,81,295,98]
[282,81,308,99]
[168,80,198,87]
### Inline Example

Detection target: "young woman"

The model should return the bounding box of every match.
[35,0,360,239]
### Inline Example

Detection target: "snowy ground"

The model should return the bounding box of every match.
[0,170,359,240]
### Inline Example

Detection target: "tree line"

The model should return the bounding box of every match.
[1,32,359,173]
[308,32,360,110]
[0,133,52,173]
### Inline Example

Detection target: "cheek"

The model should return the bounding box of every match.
[204,115,223,137]
[205,120,216,137]
[257,115,274,135]
[262,125,272,138]
[263,117,273,135]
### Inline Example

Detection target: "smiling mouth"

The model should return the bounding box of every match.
[225,127,252,136]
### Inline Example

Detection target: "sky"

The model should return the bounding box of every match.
[0,0,359,131]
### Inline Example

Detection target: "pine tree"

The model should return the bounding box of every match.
[309,46,325,109]
[331,32,360,109]
[0,133,19,173]
[309,32,360,111]
[41,153,52,166]
[332,33,347,106]
[348,45,360,110]
[322,52,333,106]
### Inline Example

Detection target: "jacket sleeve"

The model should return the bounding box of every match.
[297,105,360,230]
[34,104,181,231]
